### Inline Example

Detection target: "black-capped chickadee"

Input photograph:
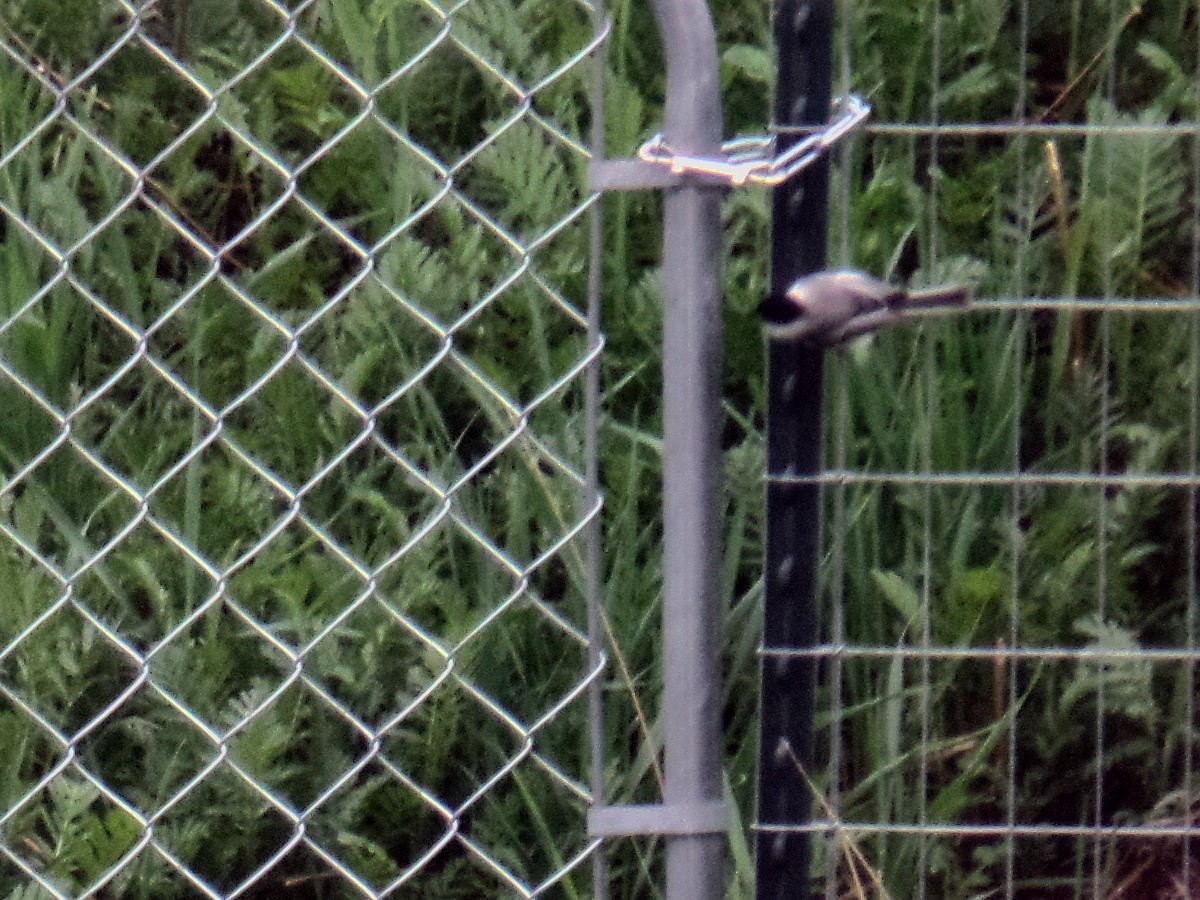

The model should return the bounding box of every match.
[758,271,974,346]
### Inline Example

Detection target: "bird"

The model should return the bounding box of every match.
[757,270,974,346]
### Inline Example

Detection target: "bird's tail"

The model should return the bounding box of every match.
[901,284,975,310]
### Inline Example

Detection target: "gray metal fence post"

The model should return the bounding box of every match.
[652,0,728,897]
[583,0,727,891]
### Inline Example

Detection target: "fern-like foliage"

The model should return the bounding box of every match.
[1078,97,1190,297]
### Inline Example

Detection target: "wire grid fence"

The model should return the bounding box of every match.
[0,0,604,897]
[758,1,1200,897]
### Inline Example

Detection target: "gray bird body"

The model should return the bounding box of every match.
[759,270,973,345]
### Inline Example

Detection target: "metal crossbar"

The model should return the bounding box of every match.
[0,0,603,896]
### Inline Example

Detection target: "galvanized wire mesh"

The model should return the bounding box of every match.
[758,1,1200,897]
[0,0,604,896]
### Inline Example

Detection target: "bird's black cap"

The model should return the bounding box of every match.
[757,293,802,326]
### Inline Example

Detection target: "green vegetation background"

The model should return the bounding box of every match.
[0,0,1198,896]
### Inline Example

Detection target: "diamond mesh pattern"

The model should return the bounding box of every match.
[0,0,603,895]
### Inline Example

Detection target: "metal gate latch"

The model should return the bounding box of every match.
[589,94,870,192]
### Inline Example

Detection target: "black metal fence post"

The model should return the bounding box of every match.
[756,0,834,896]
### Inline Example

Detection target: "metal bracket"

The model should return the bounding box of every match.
[587,802,728,837]
[588,94,870,192]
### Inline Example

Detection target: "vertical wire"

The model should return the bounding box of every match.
[1006,2,1032,897]
[916,1,942,895]
[586,0,608,889]
[822,2,854,896]
[1182,20,1200,894]
[1092,0,1119,892]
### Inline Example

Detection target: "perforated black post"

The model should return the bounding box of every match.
[756,0,834,896]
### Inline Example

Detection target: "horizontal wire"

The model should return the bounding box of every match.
[761,644,1200,662]
[767,470,1200,488]
[974,297,1200,311]
[754,820,1200,838]
[772,120,1200,136]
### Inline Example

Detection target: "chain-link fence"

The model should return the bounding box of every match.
[0,0,604,896]
[755,1,1200,898]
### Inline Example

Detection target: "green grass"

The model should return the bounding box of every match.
[1,0,1199,897]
